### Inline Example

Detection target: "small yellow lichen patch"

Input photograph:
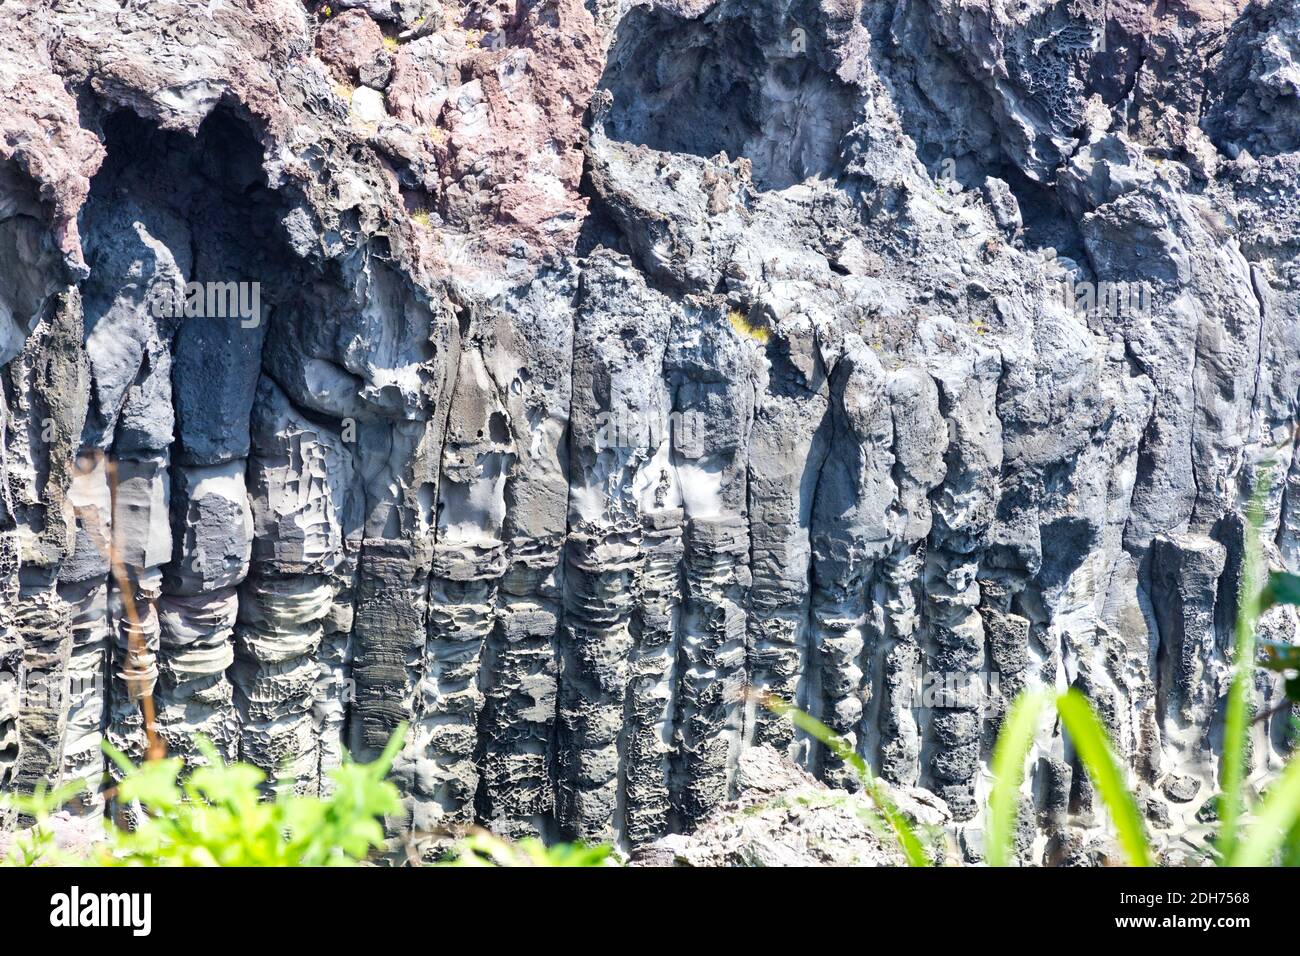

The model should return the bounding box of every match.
[464,28,487,47]
[728,308,770,344]
[332,81,355,102]
[411,208,431,228]
[383,36,400,52]
[426,126,448,146]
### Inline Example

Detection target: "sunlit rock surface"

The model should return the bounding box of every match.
[1,0,1299,863]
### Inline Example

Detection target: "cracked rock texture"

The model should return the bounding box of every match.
[1,0,1299,862]
[632,743,951,866]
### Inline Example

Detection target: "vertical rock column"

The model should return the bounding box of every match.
[349,419,447,831]
[0,393,17,800]
[673,514,748,823]
[920,351,1001,822]
[623,510,684,845]
[476,277,575,838]
[6,291,92,794]
[75,192,189,765]
[159,264,266,762]
[557,530,638,841]
[352,538,429,794]
[477,550,562,835]
[0,388,15,803]
[0,573,22,813]
[105,452,173,761]
[86,306,172,770]
[919,559,985,822]
[59,489,115,790]
[315,550,359,791]
[809,342,895,787]
[58,577,109,789]
[412,341,513,832]
[559,256,676,843]
[10,595,72,799]
[1151,532,1229,776]
[417,545,503,828]
[0,628,18,802]
[980,587,1033,726]
[339,265,454,819]
[744,311,830,761]
[238,379,350,787]
[157,464,249,761]
[251,272,437,795]
[667,317,755,827]
[868,368,946,786]
[58,456,112,792]
[92,381,171,784]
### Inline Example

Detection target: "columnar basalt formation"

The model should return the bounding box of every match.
[474,273,573,838]
[2,0,1300,864]
[410,334,511,828]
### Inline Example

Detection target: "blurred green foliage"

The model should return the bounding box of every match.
[3,724,406,867]
[439,831,616,867]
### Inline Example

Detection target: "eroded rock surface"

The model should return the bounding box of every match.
[1,0,1299,863]
[632,744,950,867]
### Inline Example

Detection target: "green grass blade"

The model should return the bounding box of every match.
[987,689,1051,867]
[1234,754,1300,866]
[1218,472,1270,863]
[1055,689,1151,867]
[762,695,931,867]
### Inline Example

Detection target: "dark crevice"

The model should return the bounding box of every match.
[597,4,857,191]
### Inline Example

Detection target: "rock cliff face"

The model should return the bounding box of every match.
[1,0,1298,862]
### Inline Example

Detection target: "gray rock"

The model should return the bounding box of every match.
[0,0,1298,864]
[633,744,949,867]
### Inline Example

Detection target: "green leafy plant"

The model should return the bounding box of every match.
[1,779,92,866]
[439,831,616,867]
[3,725,407,867]
[98,725,406,866]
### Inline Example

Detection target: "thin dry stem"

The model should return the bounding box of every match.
[74,450,165,762]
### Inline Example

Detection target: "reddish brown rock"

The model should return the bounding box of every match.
[316,8,389,85]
